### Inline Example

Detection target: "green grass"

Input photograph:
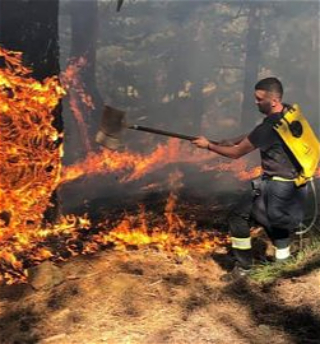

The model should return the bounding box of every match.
[250,236,320,284]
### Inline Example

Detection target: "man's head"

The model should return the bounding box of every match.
[254,77,283,115]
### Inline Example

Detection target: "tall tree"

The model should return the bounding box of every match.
[68,0,103,149]
[241,4,262,130]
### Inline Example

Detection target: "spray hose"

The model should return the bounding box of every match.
[296,178,318,236]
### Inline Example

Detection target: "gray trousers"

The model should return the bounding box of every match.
[228,178,308,268]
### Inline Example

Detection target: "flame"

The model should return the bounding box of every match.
[0,47,230,286]
[90,176,229,259]
[83,171,228,260]
[0,47,65,234]
[61,57,94,152]
[0,198,229,284]
[97,202,228,258]
[60,139,217,184]
[2,43,318,286]
[140,182,162,191]
[202,158,261,181]
[0,47,257,285]
[61,140,262,185]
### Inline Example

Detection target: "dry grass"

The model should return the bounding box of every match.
[0,245,319,344]
[250,235,320,284]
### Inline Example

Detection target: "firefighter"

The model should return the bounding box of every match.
[192,77,317,280]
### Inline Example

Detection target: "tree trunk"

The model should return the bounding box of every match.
[69,0,103,150]
[305,5,319,134]
[241,4,262,130]
[0,0,60,83]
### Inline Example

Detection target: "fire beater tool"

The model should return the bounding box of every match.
[96,105,218,150]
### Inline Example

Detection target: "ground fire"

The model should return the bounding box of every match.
[0,46,259,285]
[1,46,318,287]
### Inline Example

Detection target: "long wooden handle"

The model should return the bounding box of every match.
[128,125,218,144]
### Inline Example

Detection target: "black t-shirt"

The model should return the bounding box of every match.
[247,112,301,179]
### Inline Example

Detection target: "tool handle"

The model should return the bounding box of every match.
[128,125,218,144]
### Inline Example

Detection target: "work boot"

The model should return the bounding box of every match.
[220,263,251,283]
[271,245,291,264]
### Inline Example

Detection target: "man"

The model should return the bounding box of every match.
[192,77,308,279]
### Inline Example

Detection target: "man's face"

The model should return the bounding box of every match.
[254,90,272,115]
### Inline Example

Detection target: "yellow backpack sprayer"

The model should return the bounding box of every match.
[273,103,320,235]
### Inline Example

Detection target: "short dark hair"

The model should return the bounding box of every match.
[255,77,283,99]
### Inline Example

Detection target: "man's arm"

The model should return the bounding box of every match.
[219,134,247,146]
[193,136,256,159]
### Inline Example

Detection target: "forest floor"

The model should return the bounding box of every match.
[0,244,320,344]
[1,178,320,344]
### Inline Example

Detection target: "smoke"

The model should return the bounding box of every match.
[58,0,319,208]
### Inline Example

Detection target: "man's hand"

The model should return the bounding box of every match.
[192,136,211,149]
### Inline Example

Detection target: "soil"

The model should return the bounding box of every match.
[0,246,319,344]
